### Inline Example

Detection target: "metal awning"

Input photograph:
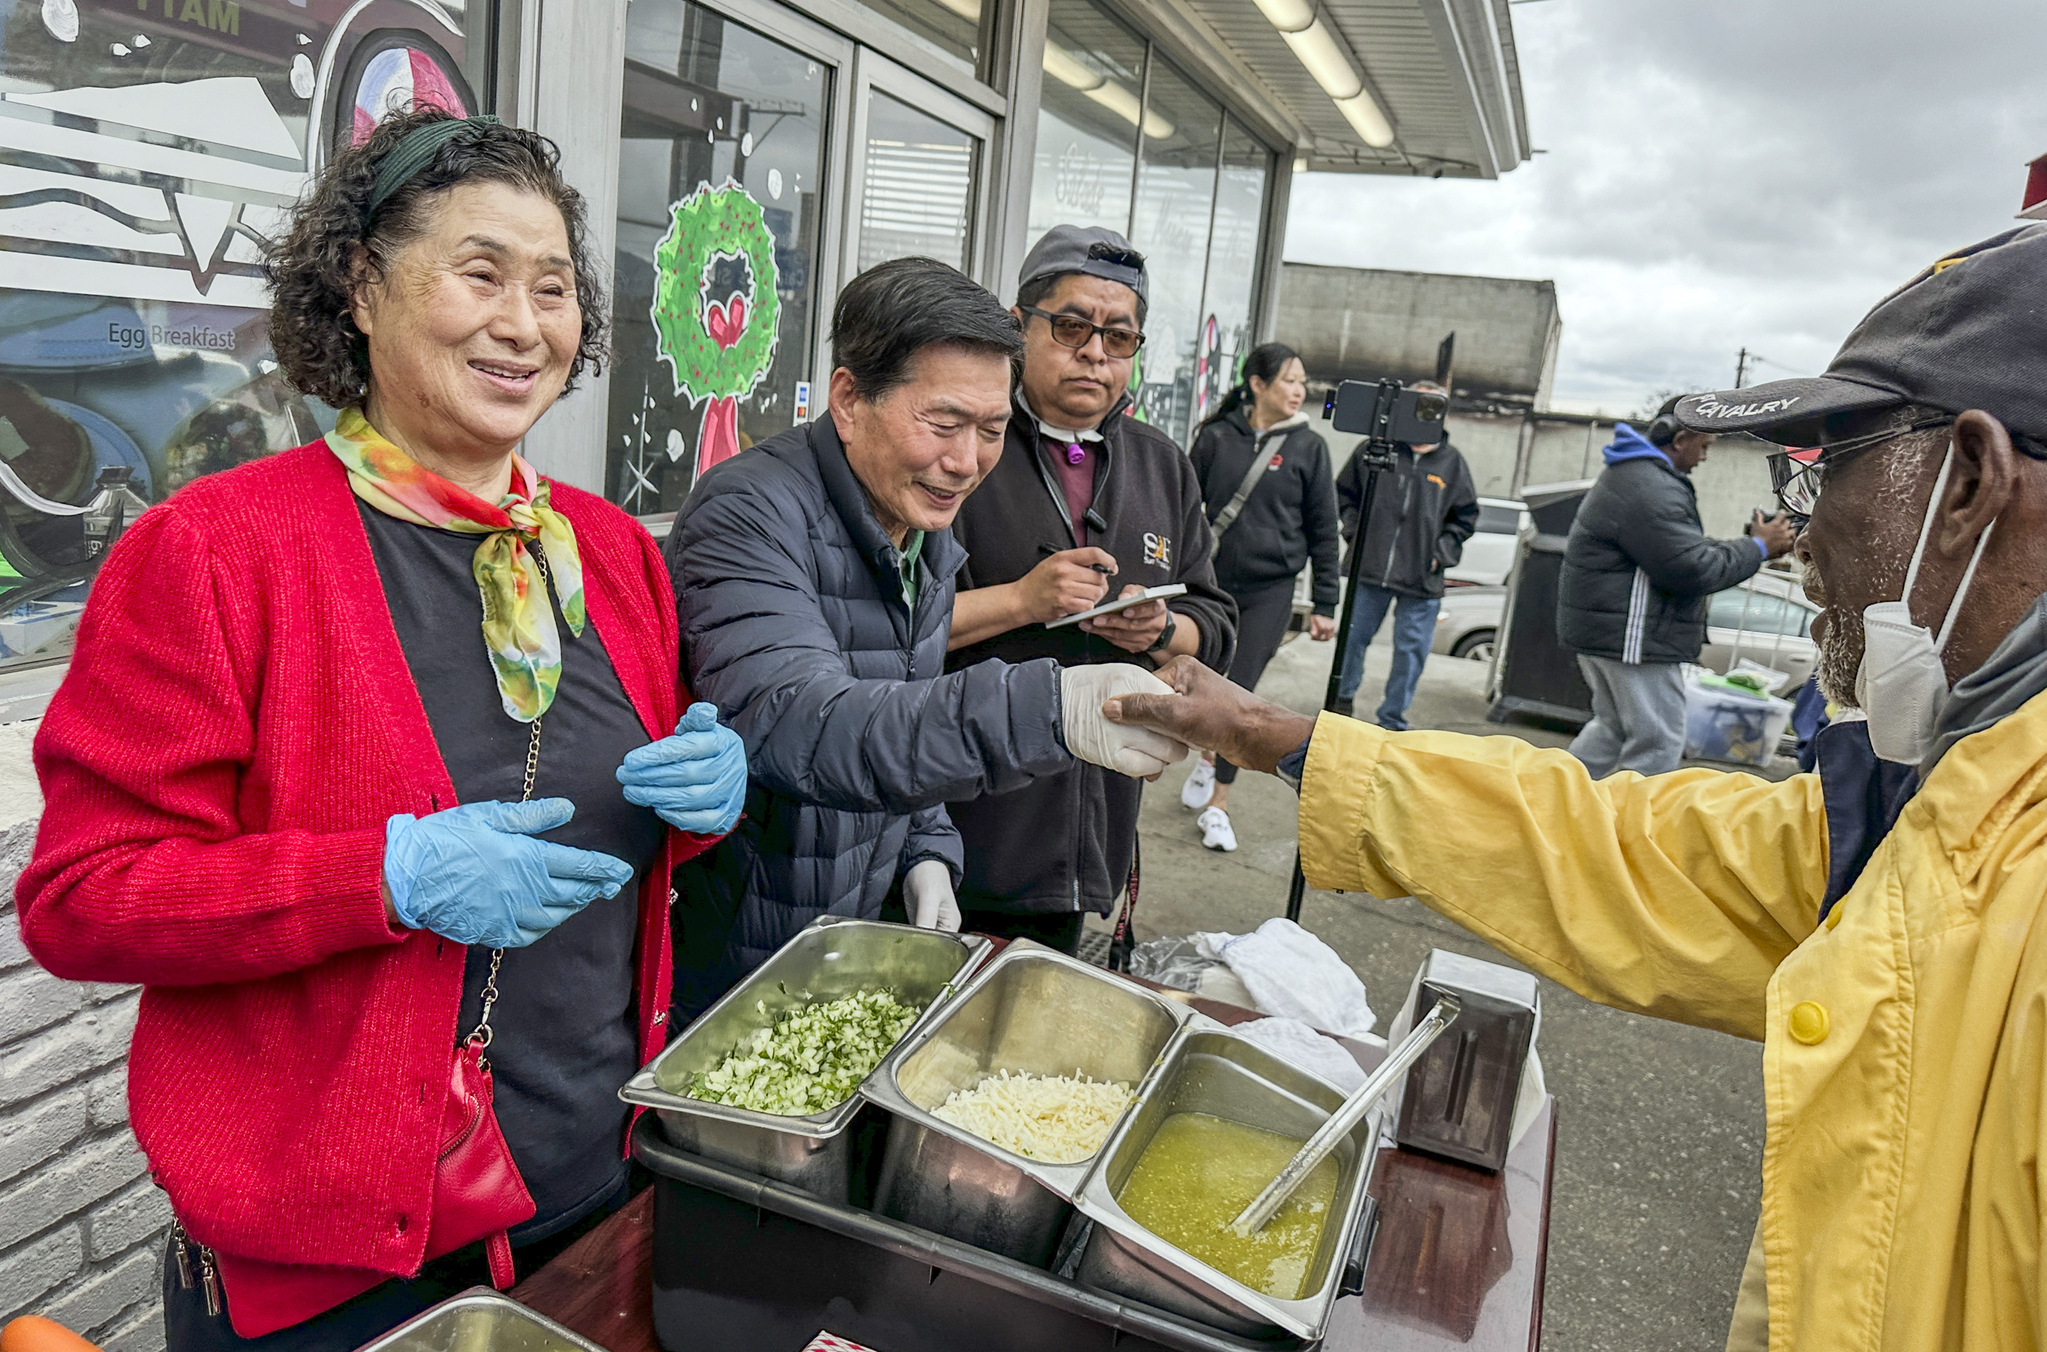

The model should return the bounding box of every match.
[1129,0,1530,177]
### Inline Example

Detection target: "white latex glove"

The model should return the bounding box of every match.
[904,859,961,932]
[1060,664,1191,778]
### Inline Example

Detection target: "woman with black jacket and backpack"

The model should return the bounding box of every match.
[1179,343,1341,850]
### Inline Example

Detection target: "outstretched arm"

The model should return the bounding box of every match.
[674,484,1071,815]
[1106,656,1827,1040]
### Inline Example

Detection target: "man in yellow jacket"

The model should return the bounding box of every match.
[1103,223,2047,1352]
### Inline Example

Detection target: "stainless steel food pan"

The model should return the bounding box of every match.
[863,941,1199,1266]
[1074,1027,1383,1341]
[353,1289,604,1352]
[619,916,989,1201]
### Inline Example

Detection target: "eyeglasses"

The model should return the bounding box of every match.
[1767,416,1953,524]
[1020,306,1144,360]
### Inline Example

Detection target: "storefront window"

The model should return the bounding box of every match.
[857,0,985,70]
[1195,116,1270,424]
[856,92,977,273]
[610,0,829,516]
[1029,0,1143,245]
[1126,58,1220,447]
[0,0,486,672]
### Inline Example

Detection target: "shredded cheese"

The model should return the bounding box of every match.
[931,1069,1134,1163]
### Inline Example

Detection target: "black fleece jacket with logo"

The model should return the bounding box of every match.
[945,396,1236,915]
[1189,409,1342,616]
[1337,437,1479,600]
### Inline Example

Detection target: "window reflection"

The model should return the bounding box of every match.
[1030,0,1143,241]
[1195,116,1270,425]
[857,93,977,274]
[1128,57,1220,447]
[857,0,986,70]
[609,0,828,516]
[0,0,483,669]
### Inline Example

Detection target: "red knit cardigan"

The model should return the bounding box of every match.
[16,442,710,1279]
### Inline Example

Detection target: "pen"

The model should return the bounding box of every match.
[1037,542,1115,575]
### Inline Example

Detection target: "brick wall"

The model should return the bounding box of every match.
[0,727,167,1352]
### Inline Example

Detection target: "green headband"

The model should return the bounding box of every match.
[362,114,502,227]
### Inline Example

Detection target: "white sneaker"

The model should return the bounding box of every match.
[1179,759,1216,810]
[1198,805,1237,852]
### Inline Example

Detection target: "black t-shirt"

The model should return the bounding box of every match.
[359,504,664,1241]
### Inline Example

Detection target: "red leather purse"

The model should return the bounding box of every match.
[206,715,551,1338]
[207,1010,537,1337]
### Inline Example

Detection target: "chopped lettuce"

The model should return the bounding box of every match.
[687,988,920,1116]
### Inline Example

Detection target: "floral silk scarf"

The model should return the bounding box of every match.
[328,407,586,722]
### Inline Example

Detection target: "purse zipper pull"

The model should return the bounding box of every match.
[198,1245,223,1317]
[171,1222,195,1290]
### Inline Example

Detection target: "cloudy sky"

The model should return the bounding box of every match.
[1284,0,2047,416]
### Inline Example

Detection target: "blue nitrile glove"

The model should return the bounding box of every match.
[383,798,637,947]
[615,702,748,836]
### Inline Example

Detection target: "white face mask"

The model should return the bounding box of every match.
[1854,448,1996,764]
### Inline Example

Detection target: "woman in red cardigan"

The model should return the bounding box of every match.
[16,110,745,1352]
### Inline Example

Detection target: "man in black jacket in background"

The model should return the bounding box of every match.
[1557,400,1796,777]
[945,226,1236,953]
[1333,383,1478,729]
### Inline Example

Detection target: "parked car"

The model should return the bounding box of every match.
[1700,568,1818,691]
[1427,567,1818,687]
[1445,497,1528,586]
[1432,583,1506,661]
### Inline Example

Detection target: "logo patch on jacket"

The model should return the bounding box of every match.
[1268,455,1284,470]
[1427,473,1445,489]
[1143,532,1171,567]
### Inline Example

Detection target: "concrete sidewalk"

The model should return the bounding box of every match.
[1115,630,1776,1352]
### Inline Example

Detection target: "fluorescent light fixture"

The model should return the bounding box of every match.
[1282,19,1361,100]
[1044,41,1175,139]
[1042,41,1101,91]
[933,0,980,19]
[1248,0,1395,151]
[1250,0,1315,31]
[1293,156,1308,173]
[1334,89,1393,147]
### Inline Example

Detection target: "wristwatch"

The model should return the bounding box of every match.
[1146,610,1178,654]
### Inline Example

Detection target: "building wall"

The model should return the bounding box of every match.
[1276,263,1563,407]
[1423,412,1778,539]
[0,725,165,1352]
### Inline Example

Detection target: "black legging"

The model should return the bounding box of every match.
[1215,581,1300,784]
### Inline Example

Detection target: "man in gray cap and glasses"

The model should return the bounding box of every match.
[942,225,1237,957]
[1090,223,2047,1349]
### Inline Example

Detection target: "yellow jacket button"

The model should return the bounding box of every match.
[1789,1001,1829,1045]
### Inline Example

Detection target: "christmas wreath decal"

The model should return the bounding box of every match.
[650,179,781,477]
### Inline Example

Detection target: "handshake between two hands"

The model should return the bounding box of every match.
[1067,656,1319,779]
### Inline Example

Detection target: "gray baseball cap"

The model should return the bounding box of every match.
[1675,223,2047,446]
[1017,225,1149,307]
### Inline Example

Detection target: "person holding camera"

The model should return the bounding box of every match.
[1332,381,1477,730]
[1177,342,1340,852]
[1558,397,1797,777]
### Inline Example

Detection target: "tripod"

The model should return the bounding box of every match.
[1285,380,1407,922]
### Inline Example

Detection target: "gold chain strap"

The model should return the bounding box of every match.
[465,549,552,1057]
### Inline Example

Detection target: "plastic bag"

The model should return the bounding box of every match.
[1233,1017,1367,1094]
[1126,935,1212,994]
[1190,918,1376,1038]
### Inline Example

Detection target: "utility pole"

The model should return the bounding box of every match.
[1734,348,1749,389]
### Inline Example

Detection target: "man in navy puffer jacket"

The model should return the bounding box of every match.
[1557,402,1796,776]
[666,258,1183,1016]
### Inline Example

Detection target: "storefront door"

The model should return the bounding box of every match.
[844,52,993,282]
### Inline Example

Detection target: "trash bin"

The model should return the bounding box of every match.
[1487,480,1596,727]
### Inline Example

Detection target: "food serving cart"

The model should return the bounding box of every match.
[511,963,1555,1352]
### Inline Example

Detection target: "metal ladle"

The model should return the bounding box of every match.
[1229,995,1462,1237]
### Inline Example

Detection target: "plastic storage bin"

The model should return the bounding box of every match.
[1683,678,1792,767]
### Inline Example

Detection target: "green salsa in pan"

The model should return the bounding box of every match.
[1116,1111,1338,1300]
